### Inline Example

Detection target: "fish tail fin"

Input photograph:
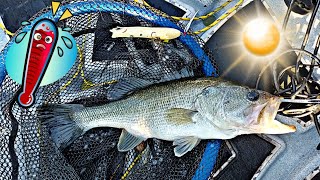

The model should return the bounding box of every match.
[38,104,85,150]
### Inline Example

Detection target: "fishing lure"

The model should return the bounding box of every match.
[5,19,77,107]
[110,26,181,40]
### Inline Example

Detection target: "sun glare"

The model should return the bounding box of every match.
[242,19,280,56]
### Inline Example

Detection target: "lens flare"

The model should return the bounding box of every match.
[242,19,280,56]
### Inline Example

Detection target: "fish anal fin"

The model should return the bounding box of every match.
[117,129,146,152]
[167,108,198,125]
[173,137,200,157]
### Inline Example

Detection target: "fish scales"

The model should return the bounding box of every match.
[76,79,220,140]
[40,78,296,157]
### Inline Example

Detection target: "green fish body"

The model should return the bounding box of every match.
[40,78,296,157]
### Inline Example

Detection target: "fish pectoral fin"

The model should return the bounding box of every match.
[117,129,146,152]
[173,137,200,157]
[167,108,198,124]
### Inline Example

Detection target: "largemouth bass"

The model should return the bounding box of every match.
[40,78,296,157]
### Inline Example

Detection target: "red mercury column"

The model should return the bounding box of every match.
[18,19,58,107]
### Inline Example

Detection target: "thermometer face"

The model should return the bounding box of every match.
[18,19,58,107]
[5,18,77,108]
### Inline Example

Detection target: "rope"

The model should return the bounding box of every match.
[194,0,244,34]
[135,0,243,34]
[121,149,146,180]
[79,14,117,90]
[171,0,233,21]
[48,15,117,100]
[0,23,14,36]
[45,46,84,102]
[133,0,151,8]
[135,0,232,21]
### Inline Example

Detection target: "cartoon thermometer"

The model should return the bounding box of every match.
[18,19,58,107]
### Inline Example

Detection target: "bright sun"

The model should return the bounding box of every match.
[242,18,280,56]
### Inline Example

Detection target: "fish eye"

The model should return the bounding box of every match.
[34,33,41,41]
[45,36,53,44]
[247,90,259,101]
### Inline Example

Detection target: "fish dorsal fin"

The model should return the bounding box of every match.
[117,129,146,152]
[167,108,198,125]
[173,137,200,157]
[107,78,152,101]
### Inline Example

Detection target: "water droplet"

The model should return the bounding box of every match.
[21,21,30,26]
[63,27,71,32]
[57,47,64,57]
[61,36,73,49]
[15,32,27,43]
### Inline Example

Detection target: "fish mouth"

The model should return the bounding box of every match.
[36,44,46,50]
[258,98,280,124]
[254,97,296,134]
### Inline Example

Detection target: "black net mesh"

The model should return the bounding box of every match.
[0,0,220,179]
